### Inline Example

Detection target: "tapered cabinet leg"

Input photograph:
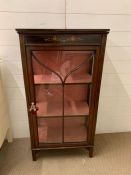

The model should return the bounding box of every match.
[89,147,94,158]
[32,150,37,161]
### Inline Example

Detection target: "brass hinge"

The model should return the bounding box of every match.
[29,102,38,112]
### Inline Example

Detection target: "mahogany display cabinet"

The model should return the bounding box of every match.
[16,29,109,161]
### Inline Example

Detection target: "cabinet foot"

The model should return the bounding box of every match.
[32,150,37,161]
[89,147,94,158]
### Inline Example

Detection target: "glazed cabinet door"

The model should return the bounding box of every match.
[26,46,99,147]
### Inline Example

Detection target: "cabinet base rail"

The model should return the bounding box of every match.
[32,145,94,161]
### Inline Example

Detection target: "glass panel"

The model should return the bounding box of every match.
[32,51,62,84]
[64,117,87,142]
[38,118,62,143]
[64,85,89,116]
[31,50,94,144]
[35,85,62,117]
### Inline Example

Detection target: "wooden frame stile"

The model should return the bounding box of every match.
[26,46,40,160]
[16,29,109,161]
[87,34,108,157]
[18,34,37,160]
[86,46,100,157]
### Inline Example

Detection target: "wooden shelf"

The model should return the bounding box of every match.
[34,74,92,85]
[36,101,89,117]
[34,74,61,85]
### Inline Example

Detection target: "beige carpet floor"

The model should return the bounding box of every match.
[0,132,131,175]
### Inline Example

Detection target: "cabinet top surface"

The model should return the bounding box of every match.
[16,29,110,35]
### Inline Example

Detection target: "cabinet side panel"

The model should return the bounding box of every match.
[18,34,35,148]
[88,34,108,146]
